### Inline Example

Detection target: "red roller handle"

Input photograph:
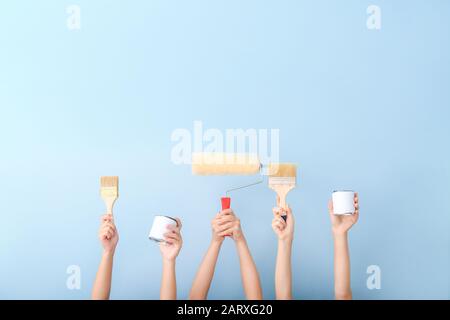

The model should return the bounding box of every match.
[221,197,231,210]
[220,197,231,237]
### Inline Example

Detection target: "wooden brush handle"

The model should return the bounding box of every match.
[275,185,294,212]
[277,192,289,221]
[103,197,116,215]
[279,194,287,210]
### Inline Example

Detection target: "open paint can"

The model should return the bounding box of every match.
[148,215,178,242]
[332,190,355,215]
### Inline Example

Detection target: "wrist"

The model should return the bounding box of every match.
[235,234,246,246]
[211,238,223,247]
[332,230,348,238]
[278,237,293,246]
[102,249,115,257]
[333,232,348,245]
[162,257,176,266]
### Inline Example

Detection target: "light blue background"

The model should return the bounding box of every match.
[0,0,449,299]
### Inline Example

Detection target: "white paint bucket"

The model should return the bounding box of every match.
[332,190,355,215]
[148,215,178,242]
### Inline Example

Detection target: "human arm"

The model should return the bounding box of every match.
[272,206,294,300]
[91,214,119,300]
[329,193,359,300]
[230,211,263,300]
[159,218,183,300]
[189,211,234,299]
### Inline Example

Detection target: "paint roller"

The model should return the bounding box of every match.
[192,152,262,210]
[192,152,297,219]
[192,152,261,176]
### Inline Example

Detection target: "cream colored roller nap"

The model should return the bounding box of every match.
[192,152,261,175]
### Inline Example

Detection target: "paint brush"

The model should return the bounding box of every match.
[100,176,119,215]
[268,164,297,219]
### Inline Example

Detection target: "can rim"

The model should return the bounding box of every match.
[154,215,178,225]
[148,236,164,242]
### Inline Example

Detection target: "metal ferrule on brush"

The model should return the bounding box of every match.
[268,176,296,185]
[100,187,118,198]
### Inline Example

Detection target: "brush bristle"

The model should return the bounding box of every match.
[100,176,119,188]
[268,163,297,177]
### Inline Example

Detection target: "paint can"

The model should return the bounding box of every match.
[148,215,178,242]
[332,190,355,215]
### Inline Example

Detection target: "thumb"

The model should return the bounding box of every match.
[285,205,292,217]
[328,199,334,216]
[284,205,294,223]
